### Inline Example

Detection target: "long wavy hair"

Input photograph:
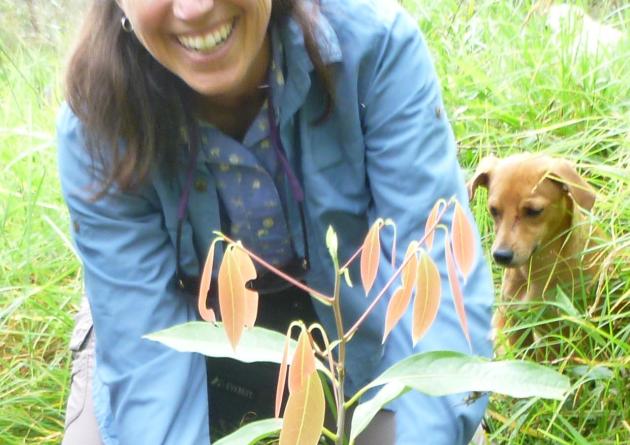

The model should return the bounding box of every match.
[65,0,334,194]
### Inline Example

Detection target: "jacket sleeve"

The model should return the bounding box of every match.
[360,6,494,445]
[57,104,210,445]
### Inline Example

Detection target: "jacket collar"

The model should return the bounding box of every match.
[276,6,342,126]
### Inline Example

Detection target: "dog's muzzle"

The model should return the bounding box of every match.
[493,249,514,266]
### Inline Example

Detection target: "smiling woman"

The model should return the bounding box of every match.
[58,0,494,444]
[117,0,271,105]
[65,0,333,193]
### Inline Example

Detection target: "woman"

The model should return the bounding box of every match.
[58,0,494,444]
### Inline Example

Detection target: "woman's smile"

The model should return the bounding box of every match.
[176,18,236,53]
[118,0,272,102]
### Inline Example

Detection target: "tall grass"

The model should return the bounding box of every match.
[1,0,628,443]
[403,0,629,443]
[0,1,83,443]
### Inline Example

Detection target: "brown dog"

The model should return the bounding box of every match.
[468,153,604,348]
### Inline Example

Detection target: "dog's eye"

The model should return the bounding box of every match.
[489,206,500,218]
[524,207,544,217]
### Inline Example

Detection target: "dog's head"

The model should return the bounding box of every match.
[468,153,596,268]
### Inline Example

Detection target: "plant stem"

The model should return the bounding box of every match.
[331,263,347,445]
[343,385,371,411]
[321,426,338,442]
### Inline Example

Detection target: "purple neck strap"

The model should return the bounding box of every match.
[266,98,305,202]
[178,116,199,221]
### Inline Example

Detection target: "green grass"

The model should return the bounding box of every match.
[1,0,628,443]
[0,1,82,443]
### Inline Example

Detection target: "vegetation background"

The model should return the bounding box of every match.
[0,0,627,443]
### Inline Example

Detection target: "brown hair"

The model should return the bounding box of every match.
[65,0,334,194]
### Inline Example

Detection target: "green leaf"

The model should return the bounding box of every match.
[145,321,328,372]
[342,267,354,288]
[350,383,408,441]
[214,418,282,445]
[326,225,338,264]
[349,352,570,439]
[552,286,580,318]
[369,351,570,400]
[145,321,293,364]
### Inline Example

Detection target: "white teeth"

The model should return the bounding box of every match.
[178,21,234,52]
[203,33,215,48]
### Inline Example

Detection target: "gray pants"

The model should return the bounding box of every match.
[62,297,395,445]
[62,298,104,445]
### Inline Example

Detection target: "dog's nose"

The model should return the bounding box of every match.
[493,249,514,265]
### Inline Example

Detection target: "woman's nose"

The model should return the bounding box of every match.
[173,0,214,20]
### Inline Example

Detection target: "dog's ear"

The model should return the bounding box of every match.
[468,155,499,201]
[546,159,596,210]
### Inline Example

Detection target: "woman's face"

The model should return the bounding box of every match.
[117,0,272,104]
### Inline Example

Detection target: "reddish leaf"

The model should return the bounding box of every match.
[382,243,418,343]
[400,242,419,288]
[279,372,325,445]
[233,247,259,328]
[218,245,247,350]
[198,241,217,322]
[445,235,471,347]
[289,330,317,394]
[451,201,476,281]
[424,200,443,251]
[412,251,442,345]
[383,287,410,343]
[360,221,382,296]
[275,336,291,418]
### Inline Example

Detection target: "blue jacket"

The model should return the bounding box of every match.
[58,0,493,444]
